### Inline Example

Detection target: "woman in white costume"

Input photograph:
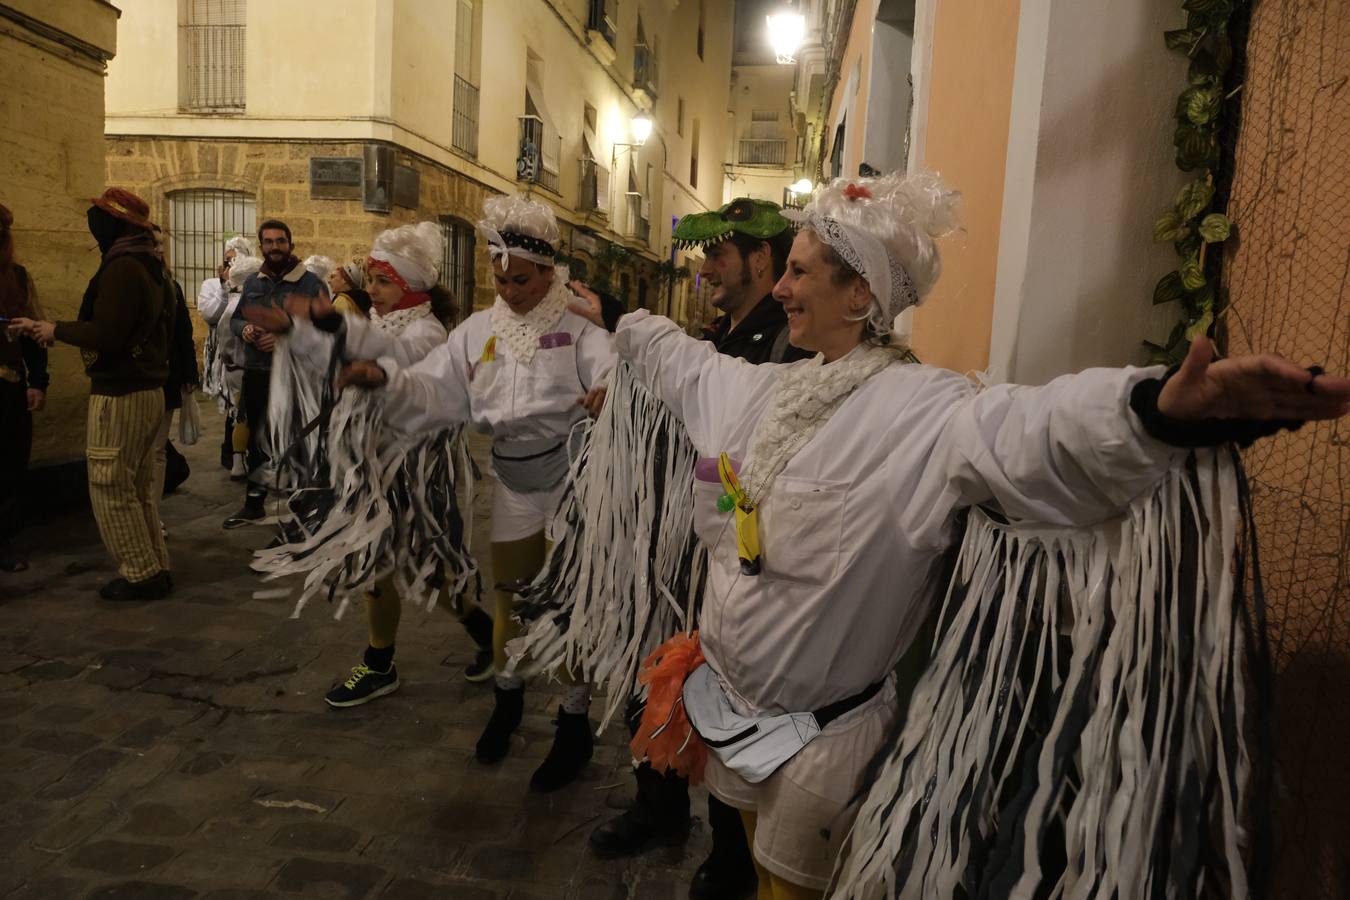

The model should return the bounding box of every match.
[254,222,498,704]
[325,195,616,792]
[199,241,259,477]
[590,172,1350,899]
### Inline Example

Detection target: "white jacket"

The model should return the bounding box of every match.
[376,306,615,447]
[197,277,231,326]
[615,310,1183,716]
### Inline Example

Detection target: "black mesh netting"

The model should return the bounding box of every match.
[1221,1,1350,895]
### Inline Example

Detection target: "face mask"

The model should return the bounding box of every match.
[87,207,123,255]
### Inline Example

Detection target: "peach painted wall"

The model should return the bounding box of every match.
[909,0,1021,375]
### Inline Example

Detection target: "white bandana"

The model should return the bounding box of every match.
[370,301,434,336]
[741,344,901,506]
[489,277,571,364]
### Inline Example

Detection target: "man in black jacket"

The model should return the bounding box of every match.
[588,198,807,900]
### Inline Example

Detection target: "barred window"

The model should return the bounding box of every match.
[440,217,476,318]
[183,0,246,112]
[169,189,256,306]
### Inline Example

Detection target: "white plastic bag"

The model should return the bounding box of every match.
[178,389,201,445]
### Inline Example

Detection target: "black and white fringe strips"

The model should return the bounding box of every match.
[510,361,707,731]
[831,448,1271,899]
[251,385,478,619]
[265,334,337,491]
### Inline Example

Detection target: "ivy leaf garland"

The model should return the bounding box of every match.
[1147,0,1243,365]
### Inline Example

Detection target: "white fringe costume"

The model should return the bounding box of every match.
[511,172,1272,896]
[252,223,479,616]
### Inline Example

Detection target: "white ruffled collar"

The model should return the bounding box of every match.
[489,278,571,364]
[741,343,900,505]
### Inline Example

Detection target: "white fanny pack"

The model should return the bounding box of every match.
[682,663,884,784]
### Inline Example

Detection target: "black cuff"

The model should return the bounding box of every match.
[311,311,344,334]
[1129,366,1307,449]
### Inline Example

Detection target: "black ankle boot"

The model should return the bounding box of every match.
[530,705,594,792]
[475,684,524,763]
[589,761,692,857]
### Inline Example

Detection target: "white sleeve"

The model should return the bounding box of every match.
[614,310,778,448]
[341,315,447,367]
[907,365,1186,533]
[197,279,229,325]
[575,321,617,390]
[375,321,473,436]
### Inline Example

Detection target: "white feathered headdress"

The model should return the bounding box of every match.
[226,254,263,290]
[225,235,255,257]
[367,221,443,292]
[478,194,560,271]
[785,171,960,336]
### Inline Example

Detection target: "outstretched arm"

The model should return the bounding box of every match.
[919,340,1349,531]
[336,323,474,436]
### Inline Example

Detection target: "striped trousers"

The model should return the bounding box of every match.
[87,389,169,582]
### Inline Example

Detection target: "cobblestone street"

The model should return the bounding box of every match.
[1,400,709,900]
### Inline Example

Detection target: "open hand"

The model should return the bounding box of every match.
[336,360,388,392]
[567,280,605,329]
[1157,338,1350,422]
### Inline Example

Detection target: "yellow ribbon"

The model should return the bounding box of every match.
[480,335,497,363]
[717,453,762,575]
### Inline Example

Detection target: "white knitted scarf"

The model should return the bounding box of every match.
[489,278,571,364]
[741,344,901,506]
[370,301,434,336]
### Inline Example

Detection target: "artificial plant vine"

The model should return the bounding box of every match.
[1146,0,1246,365]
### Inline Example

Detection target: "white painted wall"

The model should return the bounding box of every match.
[862,18,913,174]
[990,0,1190,385]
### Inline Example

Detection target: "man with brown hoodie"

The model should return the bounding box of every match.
[8,188,176,601]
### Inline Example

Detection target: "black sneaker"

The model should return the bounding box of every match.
[223,503,265,529]
[0,538,27,573]
[324,663,400,708]
[464,647,495,683]
[98,571,173,602]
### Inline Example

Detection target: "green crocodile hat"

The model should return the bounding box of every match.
[672,197,792,250]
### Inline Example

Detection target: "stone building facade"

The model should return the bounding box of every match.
[1,0,119,465]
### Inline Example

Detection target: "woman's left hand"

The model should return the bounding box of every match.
[579,386,608,418]
[1157,338,1350,422]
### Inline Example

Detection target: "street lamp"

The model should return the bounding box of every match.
[766,8,805,65]
[630,113,653,147]
[788,178,814,195]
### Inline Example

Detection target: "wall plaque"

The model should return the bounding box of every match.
[310,157,363,200]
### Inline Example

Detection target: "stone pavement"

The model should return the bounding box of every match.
[2,398,712,900]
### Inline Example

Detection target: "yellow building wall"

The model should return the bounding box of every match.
[1,0,119,464]
[909,0,1021,375]
[105,0,735,283]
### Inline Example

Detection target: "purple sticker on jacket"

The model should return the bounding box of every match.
[538,332,573,349]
